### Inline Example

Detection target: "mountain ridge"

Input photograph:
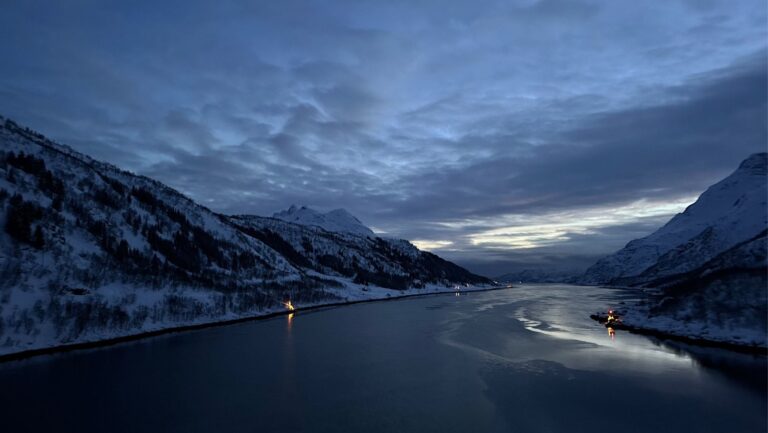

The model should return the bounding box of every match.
[272,205,376,237]
[581,152,767,285]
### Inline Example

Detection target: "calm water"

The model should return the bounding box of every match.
[1,284,765,433]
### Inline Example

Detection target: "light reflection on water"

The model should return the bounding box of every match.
[456,285,723,374]
[445,284,766,431]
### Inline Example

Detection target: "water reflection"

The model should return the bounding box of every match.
[650,339,767,396]
[607,327,615,341]
[286,312,294,331]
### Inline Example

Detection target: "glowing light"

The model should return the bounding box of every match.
[606,309,621,325]
[283,300,295,311]
[608,326,615,340]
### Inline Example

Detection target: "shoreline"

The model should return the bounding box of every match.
[0,285,510,363]
[589,315,767,355]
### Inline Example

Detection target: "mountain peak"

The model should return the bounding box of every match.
[581,153,768,284]
[738,152,767,174]
[273,205,375,237]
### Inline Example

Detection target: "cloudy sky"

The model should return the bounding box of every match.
[1,0,766,276]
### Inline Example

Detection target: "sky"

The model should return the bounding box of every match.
[0,0,766,277]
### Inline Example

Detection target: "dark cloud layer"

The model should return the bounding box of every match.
[1,0,765,276]
[390,54,767,220]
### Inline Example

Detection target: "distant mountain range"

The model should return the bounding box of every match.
[0,117,491,356]
[495,269,581,284]
[580,153,767,347]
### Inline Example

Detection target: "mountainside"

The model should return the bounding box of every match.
[273,205,375,237]
[619,230,767,347]
[582,153,767,348]
[231,214,487,290]
[581,153,767,286]
[0,117,492,356]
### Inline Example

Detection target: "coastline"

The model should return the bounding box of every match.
[0,285,510,363]
[589,314,767,355]
[588,284,767,355]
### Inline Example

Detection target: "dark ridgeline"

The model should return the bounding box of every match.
[0,117,491,354]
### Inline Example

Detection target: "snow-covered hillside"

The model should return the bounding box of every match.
[231,214,486,290]
[582,153,767,348]
[620,230,767,348]
[581,153,767,286]
[0,117,492,357]
[273,205,375,237]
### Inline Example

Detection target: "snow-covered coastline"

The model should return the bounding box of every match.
[595,313,767,353]
[0,283,504,361]
[620,311,767,352]
[591,288,767,353]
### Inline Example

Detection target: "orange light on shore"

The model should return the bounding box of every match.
[607,309,617,323]
[283,300,295,311]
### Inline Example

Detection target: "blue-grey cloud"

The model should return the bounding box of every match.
[0,0,765,276]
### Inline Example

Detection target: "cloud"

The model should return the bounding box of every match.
[380,52,766,221]
[0,0,765,276]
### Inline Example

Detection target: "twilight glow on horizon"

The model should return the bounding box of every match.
[1,0,766,276]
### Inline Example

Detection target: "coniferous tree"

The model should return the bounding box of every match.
[5,194,44,245]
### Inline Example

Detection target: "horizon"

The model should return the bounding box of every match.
[1,1,766,276]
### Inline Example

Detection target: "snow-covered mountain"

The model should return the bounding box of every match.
[273,205,375,237]
[581,153,767,286]
[232,215,482,289]
[0,117,492,356]
[581,153,767,348]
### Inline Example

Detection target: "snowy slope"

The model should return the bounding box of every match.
[273,205,376,237]
[582,153,768,348]
[620,230,767,348]
[232,215,486,289]
[581,153,767,285]
[0,116,492,357]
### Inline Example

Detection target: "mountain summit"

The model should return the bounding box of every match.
[272,205,375,237]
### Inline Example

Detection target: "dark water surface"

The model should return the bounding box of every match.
[1,285,765,433]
